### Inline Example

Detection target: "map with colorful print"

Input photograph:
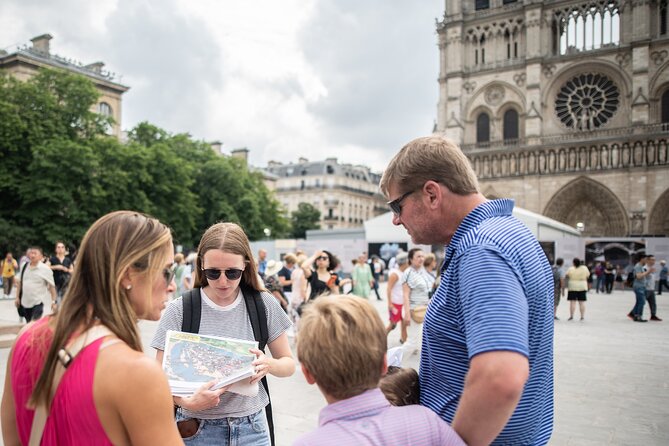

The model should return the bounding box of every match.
[163,330,257,396]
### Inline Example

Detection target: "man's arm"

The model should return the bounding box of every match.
[451,351,529,446]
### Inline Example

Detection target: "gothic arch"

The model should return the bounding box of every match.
[544,176,628,236]
[648,188,669,236]
[466,81,527,120]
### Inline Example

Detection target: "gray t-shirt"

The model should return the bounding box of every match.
[402,267,431,308]
[151,288,292,419]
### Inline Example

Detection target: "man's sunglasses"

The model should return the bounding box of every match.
[163,264,177,286]
[201,267,244,281]
[388,188,418,216]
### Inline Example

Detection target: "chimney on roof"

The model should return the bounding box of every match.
[231,147,249,163]
[31,34,53,55]
[267,160,283,168]
[209,141,223,155]
[298,157,308,164]
[85,61,105,73]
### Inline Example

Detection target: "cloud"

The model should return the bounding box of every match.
[0,0,444,172]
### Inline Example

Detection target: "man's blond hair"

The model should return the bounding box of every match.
[380,135,479,197]
[297,296,387,400]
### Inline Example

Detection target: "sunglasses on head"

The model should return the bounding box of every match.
[201,267,244,281]
[162,264,177,286]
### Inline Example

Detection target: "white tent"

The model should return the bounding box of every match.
[364,207,580,243]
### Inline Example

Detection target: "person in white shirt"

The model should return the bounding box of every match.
[14,247,56,321]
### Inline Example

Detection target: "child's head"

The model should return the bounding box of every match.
[297,295,387,400]
[380,366,421,406]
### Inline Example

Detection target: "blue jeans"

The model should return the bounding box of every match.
[178,410,269,446]
[632,286,647,317]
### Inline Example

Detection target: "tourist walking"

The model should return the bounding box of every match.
[14,247,57,322]
[1,251,18,298]
[658,260,668,295]
[386,252,409,343]
[566,258,590,321]
[629,255,652,322]
[301,250,340,301]
[643,255,662,321]
[380,135,554,446]
[1,210,183,445]
[351,252,374,299]
[553,258,565,320]
[49,241,73,304]
[402,248,430,351]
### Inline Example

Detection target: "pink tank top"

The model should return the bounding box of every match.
[11,318,114,445]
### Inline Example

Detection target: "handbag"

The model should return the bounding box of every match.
[410,305,428,324]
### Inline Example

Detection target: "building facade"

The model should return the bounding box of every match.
[264,158,387,230]
[0,34,129,138]
[436,0,669,236]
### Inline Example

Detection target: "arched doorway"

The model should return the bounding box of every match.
[648,189,669,236]
[544,177,628,236]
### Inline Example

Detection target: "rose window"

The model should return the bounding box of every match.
[555,73,620,130]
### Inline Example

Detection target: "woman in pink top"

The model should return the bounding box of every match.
[1,211,183,446]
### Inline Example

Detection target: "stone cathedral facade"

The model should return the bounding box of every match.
[436,0,669,237]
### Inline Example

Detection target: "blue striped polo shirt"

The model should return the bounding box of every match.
[420,199,554,445]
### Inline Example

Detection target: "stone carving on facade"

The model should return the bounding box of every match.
[630,212,646,235]
[542,64,556,78]
[484,85,505,105]
[615,52,631,67]
[651,50,668,66]
[513,72,526,87]
[463,81,477,93]
[632,87,649,106]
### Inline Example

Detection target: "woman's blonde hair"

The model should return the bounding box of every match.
[297,295,386,400]
[30,210,173,407]
[193,222,262,291]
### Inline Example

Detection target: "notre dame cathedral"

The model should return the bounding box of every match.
[435,0,669,237]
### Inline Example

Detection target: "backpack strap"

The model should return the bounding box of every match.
[18,262,29,303]
[241,285,274,446]
[181,288,202,334]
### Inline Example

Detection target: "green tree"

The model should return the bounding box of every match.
[291,202,321,239]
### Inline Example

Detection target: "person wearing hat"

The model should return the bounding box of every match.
[658,260,668,295]
[264,259,288,312]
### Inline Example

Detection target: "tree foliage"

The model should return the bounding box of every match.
[0,69,289,254]
[291,202,321,239]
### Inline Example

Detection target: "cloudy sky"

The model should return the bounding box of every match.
[1,0,444,171]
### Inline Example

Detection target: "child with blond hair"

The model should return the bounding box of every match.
[294,295,464,446]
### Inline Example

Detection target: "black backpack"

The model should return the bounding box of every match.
[181,286,275,446]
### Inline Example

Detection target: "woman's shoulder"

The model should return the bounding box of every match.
[99,343,164,383]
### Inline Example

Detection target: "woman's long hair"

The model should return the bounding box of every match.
[29,211,172,407]
[193,222,262,291]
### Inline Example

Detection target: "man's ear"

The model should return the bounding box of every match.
[423,180,443,209]
[301,363,317,385]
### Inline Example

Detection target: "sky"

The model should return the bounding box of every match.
[0,0,444,172]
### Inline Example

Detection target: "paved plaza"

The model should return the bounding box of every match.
[1,284,668,445]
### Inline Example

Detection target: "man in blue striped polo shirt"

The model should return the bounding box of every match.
[380,136,554,446]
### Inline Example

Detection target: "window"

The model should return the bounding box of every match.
[503,109,519,140]
[554,3,620,55]
[97,102,112,117]
[662,90,669,123]
[661,0,668,35]
[503,0,517,4]
[476,112,490,143]
[555,73,620,130]
[475,0,489,10]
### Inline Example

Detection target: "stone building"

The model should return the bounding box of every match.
[264,158,387,230]
[0,34,128,138]
[436,0,669,236]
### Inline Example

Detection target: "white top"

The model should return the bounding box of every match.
[402,267,431,308]
[18,262,54,308]
[389,268,404,305]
